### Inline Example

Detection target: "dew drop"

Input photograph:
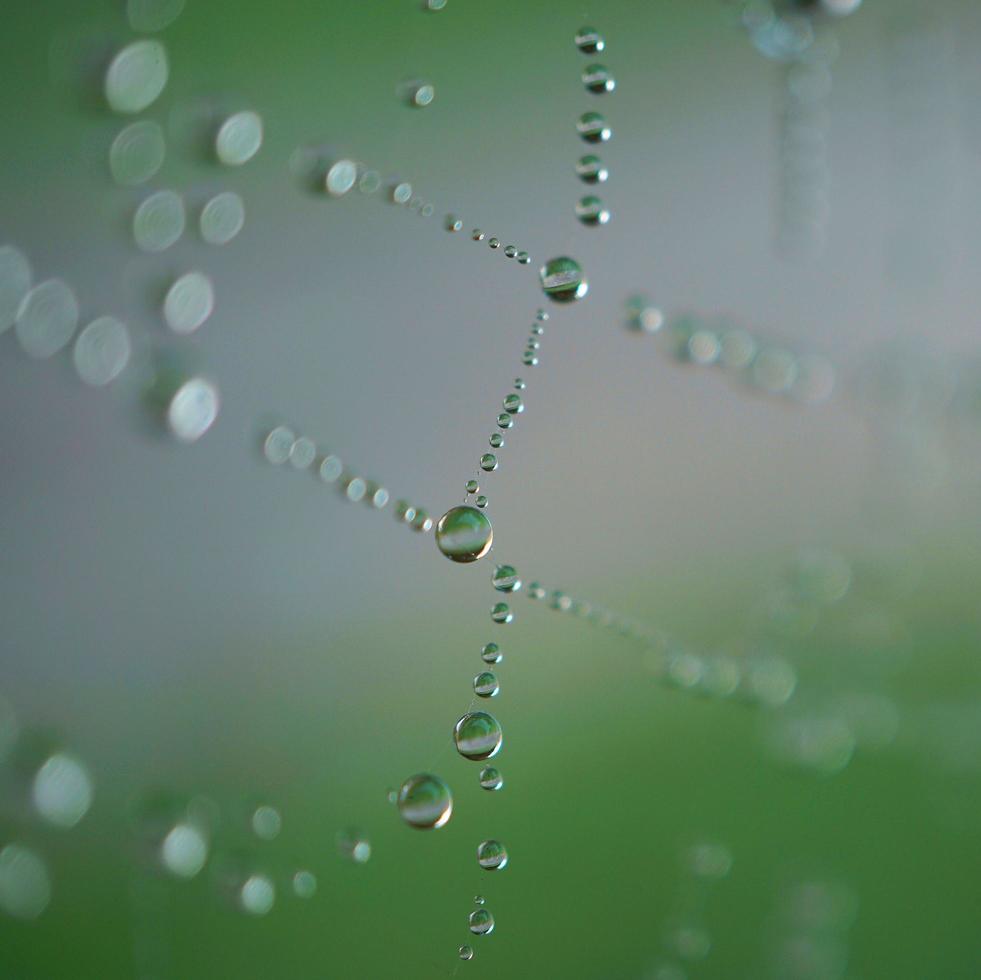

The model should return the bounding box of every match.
[215,111,263,166]
[466,479,479,494]
[133,190,185,252]
[514,377,526,389]
[319,454,343,483]
[325,159,358,196]
[164,272,214,334]
[540,256,588,302]
[522,351,539,366]
[582,63,616,93]
[475,495,488,508]
[488,237,500,249]
[576,153,608,184]
[478,766,503,791]
[459,945,474,961]
[109,120,165,185]
[492,565,521,592]
[15,279,79,358]
[576,195,610,226]
[481,642,501,664]
[528,582,546,599]
[200,191,245,246]
[453,711,502,761]
[503,394,523,414]
[397,773,453,829]
[411,508,434,532]
[497,413,513,429]
[489,433,503,448]
[104,40,169,114]
[473,671,499,698]
[575,26,605,54]
[490,602,512,624]
[166,377,219,443]
[474,895,485,905]
[435,505,493,562]
[480,453,498,472]
[577,111,611,143]
[469,907,495,934]
[446,214,463,232]
[517,251,530,264]
[504,245,517,258]
[73,316,131,386]
[477,839,508,871]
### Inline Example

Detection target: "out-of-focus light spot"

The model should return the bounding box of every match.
[0,245,32,334]
[15,279,79,359]
[109,121,165,186]
[263,426,295,465]
[73,316,131,386]
[251,805,282,841]
[160,822,208,878]
[199,191,245,246]
[292,870,317,898]
[166,377,219,443]
[32,753,93,828]
[215,111,263,166]
[325,160,358,197]
[127,0,186,32]
[133,190,185,252]
[288,436,316,470]
[164,272,214,335]
[104,40,169,114]
[239,873,275,915]
[0,843,51,920]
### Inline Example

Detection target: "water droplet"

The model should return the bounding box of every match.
[453,711,502,761]
[369,484,389,509]
[344,476,367,502]
[582,63,616,93]
[490,602,512,624]
[160,822,208,878]
[526,338,541,350]
[576,153,608,184]
[251,804,281,840]
[496,413,513,429]
[503,394,523,414]
[514,378,526,389]
[264,426,295,464]
[133,189,185,252]
[528,582,546,599]
[446,214,463,232]
[292,869,317,898]
[109,120,165,185]
[32,754,93,828]
[436,505,493,562]
[575,26,605,54]
[164,271,214,334]
[474,895,485,905]
[489,433,503,448]
[480,453,498,472]
[319,454,343,482]
[469,907,495,934]
[127,0,186,32]
[577,111,611,143]
[476,839,508,871]
[409,82,435,107]
[475,495,488,508]
[627,297,664,333]
[239,874,275,915]
[481,642,501,664]
[488,238,500,249]
[540,256,588,302]
[337,829,372,863]
[73,316,131,386]
[517,251,530,264]
[413,509,434,531]
[0,245,31,335]
[473,671,499,698]
[105,40,169,114]
[688,329,720,365]
[536,309,549,322]
[576,195,610,226]
[459,945,474,960]
[391,182,412,204]
[200,191,245,246]
[466,479,479,494]
[397,773,453,829]
[215,110,263,166]
[492,565,521,592]
[478,766,503,791]
[289,436,317,470]
[166,377,219,443]
[522,352,538,366]
[0,843,50,920]
[504,245,517,258]
[325,159,358,196]
[15,279,79,358]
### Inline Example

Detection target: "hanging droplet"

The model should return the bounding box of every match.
[215,110,263,166]
[104,40,169,114]
[576,196,611,226]
[496,414,513,430]
[411,508,434,532]
[446,215,463,232]
[575,26,605,54]
[475,495,488,508]
[522,351,539,366]
[478,767,503,791]
[473,672,499,698]
[504,245,517,258]
[325,159,358,197]
[492,565,521,592]
[459,945,474,961]
[453,711,503,761]
[477,839,508,871]
[466,479,480,495]
[490,602,512,624]
[396,773,453,829]
[536,310,549,322]
[576,154,609,184]
[517,251,530,264]
[488,238,501,249]
[481,642,502,664]
[391,182,413,204]
[540,256,588,302]
[503,394,523,415]
[577,112,611,143]
[109,120,165,185]
[469,907,495,935]
[435,505,493,562]
[472,229,485,241]
[480,453,498,472]
[489,433,503,448]
[514,378,526,389]
[582,63,616,93]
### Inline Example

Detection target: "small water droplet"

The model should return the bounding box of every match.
[576,154,608,184]
[488,238,500,249]
[73,316,131,386]
[582,63,615,93]
[469,907,495,934]
[446,214,463,232]
[164,271,214,334]
[522,351,539,367]
[459,944,474,960]
[514,378,526,389]
[516,251,530,264]
[496,413,513,430]
[476,839,508,871]
[325,159,358,196]
[472,228,485,241]
[475,494,488,508]
[478,767,503,791]
[473,671,499,698]
[480,453,498,472]
[453,711,503,760]
[490,602,512,624]
[435,505,493,562]
[397,773,453,829]
[504,245,517,258]
[540,256,588,302]
[200,191,245,246]
[492,565,521,592]
[576,111,611,143]
[528,582,546,599]
[489,433,503,448]
[576,195,610,226]
[575,26,605,54]
[503,394,523,414]
[481,642,501,664]
[109,120,165,185]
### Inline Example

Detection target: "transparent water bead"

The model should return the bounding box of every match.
[540,256,588,302]
[475,495,488,508]
[446,215,463,232]
[109,121,165,185]
[164,272,214,334]
[459,945,474,960]
[504,245,517,258]
[473,672,499,698]
[480,453,498,472]
[476,839,508,871]
[15,279,79,358]
[325,159,358,196]
[488,237,500,249]
[215,111,263,166]
[489,433,503,448]
[481,642,502,664]
[104,40,169,114]
[453,711,502,761]
[576,195,610,226]
[575,26,605,54]
[577,111,611,143]
[73,316,131,386]
[497,413,513,429]
[517,251,530,264]
[466,479,479,494]
[490,602,512,624]
[503,394,523,414]
[435,505,493,562]
[200,191,245,245]
[289,436,317,470]
[576,154,608,184]
[474,895,485,905]
[127,0,185,32]
[471,228,485,241]
[166,377,219,443]
[396,773,453,829]
[264,426,295,464]
[133,190,185,252]
[582,63,616,93]
[320,455,343,483]
[492,565,521,592]
[0,245,31,334]
[469,907,495,934]
[478,766,503,790]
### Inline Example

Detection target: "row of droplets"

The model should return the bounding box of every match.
[573,26,615,227]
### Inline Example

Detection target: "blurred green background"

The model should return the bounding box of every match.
[2,0,981,976]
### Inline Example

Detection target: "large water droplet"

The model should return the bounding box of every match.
[453,712,502,761]
[397,773,453,829]
[480,453,498,472]
[503,394,523,414]
[435,505,493,562]
[476,839,508,871]
[540,256,588,302]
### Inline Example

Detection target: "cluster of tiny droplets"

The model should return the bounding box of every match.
[574,26,614,227]
[445,219,530,265]
[315,154,438,216]
[624,298,836,406]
